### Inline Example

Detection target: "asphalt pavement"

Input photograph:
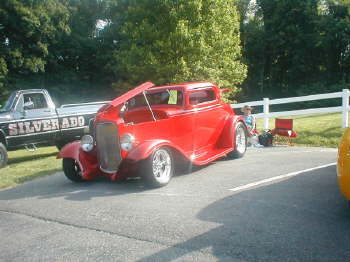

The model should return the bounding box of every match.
[1,146,348,262]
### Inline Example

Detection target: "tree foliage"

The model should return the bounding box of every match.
[239,0,350,100]
[0,0,70,97]
[1,0,350,105]
[103,0,247,96]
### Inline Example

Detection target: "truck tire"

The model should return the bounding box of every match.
[228,121,247,159]
[141,147,174,187]
[0,142,8,168]
[62,158,84,182]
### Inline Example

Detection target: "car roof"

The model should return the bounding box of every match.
[152,82,216,91]
[17,89,47,94]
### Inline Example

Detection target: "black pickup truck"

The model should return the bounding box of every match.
[0,89,107,168]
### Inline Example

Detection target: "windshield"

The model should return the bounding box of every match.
[127,89,183,110]
[0,92,17,112]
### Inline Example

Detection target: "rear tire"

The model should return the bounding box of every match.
[0,142,8,168]
[63,158,84,182]
[228,122,247,159]
[141,147,174,187]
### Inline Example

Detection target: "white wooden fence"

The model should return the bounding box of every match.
[231,89,350,129]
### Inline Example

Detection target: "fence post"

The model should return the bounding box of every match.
[342,89,349,128]
[263,98,270,129]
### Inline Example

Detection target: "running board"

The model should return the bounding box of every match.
[25,143,38,152]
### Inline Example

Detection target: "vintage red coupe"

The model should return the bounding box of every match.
[58,82,248,187]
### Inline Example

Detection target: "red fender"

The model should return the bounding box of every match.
[127,140,188,162]
[57,141,100,180]
[57,141,81,160]
[216,115,246,149]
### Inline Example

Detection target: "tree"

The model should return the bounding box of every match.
[0,0,70,99]
[257,0,320,96]
[317,0,350,85]
[103,0,247,96]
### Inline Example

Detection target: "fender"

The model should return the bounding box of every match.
[57,141,99,180]
[57,141,81,160]
[127,139,189,162]
[216,115,247,149]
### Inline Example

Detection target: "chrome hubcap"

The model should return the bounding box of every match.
[74,161,82,177]
[152,149,171,183]
[236,126,246,153]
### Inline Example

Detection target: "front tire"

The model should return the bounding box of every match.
[62,158,84,182]
[228,122,247,159]
[141,147,174,187]
[0,142,8,168]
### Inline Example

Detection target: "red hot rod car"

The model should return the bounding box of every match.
[58,82,248,187]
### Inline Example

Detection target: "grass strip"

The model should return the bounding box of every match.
[0,146,60,189]
[256,112,345,148]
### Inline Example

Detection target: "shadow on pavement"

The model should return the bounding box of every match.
[136,165,350,262]
[0,174,153,201]
[0,160,212,201]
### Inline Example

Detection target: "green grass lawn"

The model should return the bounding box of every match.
[256,112,345,148]
[0,146,60,189]
[0,112,346,189]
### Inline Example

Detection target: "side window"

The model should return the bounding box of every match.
[23,93,48,109]
[148,90,183,106]
[168,90,183,105]
[189,89,216,105]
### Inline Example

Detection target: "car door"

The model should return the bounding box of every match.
[8,92,59,146]
[188,87,228,155]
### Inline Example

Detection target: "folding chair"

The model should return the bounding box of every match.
[271,118,297,146]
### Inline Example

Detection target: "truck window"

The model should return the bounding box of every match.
[189,89,216,105]
[23,93,48,109]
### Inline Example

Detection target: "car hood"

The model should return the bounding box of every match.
[109,82,155,107]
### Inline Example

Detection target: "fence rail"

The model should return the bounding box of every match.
[231,89,349,129]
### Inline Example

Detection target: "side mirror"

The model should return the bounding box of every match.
[23,101,34,110]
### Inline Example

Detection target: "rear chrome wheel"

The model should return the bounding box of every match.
[142,147,174,187]
[228,122,247,159]
[63,158,84,182]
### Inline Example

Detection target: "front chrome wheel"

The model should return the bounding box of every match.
[142,147,174,187]
[63,158,84,182]
[152,149,172,184]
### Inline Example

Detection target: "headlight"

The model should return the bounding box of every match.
[80,135,94,152]
[120,133,135,151]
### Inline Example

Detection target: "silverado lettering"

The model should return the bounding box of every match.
[8,116,85,136]
[0,89,108,168]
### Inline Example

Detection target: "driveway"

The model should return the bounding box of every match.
[1,146,347,262]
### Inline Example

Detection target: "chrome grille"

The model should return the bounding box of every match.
[95,122,121,173]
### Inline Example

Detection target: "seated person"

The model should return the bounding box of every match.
[241,105,256,135]
[241,105,261,147]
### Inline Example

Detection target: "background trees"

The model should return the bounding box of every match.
[102,0,246,97]
[239,0,350,100]
[0,0,70,99]
[0,0,349,105]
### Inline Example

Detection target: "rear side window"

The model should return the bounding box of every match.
[189,89,216,105]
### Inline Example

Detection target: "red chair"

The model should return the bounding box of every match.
[271,118,297,145]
